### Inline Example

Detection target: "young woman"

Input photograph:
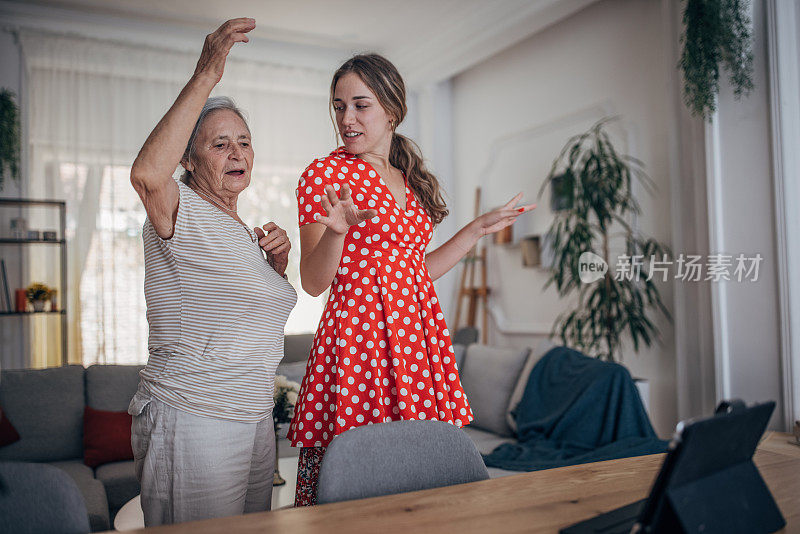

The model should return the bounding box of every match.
[288,53,535,506]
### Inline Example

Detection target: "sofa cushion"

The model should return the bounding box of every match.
[0,409,21,447]
[83,407,133,468]
[453,344,466,370]
[51,459,110,532]
[85,364,144,412]
[95,460,140,517]
[459,344,530,437]
[0,365,85,462]
[506,338,558,434]
[461,426,516,455]
[284,333,314,364]
[276,360,307,386]
[460,428,519,479]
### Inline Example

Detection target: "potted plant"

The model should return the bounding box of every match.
[540,119,671,362]
[272,374,300,485]
[679,0,754,120]
[0,88,21,190]
[25,282,55,312]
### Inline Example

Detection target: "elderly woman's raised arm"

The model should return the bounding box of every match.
[130,18,255,239]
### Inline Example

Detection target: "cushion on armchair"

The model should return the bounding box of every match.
[85,364,144,412]
[459,344,530,437]
[0,409,20,447]
[283,333,314,364]
[506,338,558,434]
[452,343,466,370]
[277,334,315,384]
[83,406,133,468]
[0,365,85,462]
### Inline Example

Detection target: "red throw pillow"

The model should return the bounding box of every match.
[83,406,133,468]
[0,408,21,447]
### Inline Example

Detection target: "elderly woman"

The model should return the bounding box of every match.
[127,18,296,526]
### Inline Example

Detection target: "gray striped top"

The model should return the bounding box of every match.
[130,181,297,423]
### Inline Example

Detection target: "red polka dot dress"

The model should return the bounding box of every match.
[289,148,474,449]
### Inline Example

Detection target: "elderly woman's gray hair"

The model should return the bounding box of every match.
[180,96,250,184]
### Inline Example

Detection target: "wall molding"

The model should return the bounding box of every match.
[476,101,619,209]
[487,303,552,336]
[476,101,640,341]
[704,115,732,402]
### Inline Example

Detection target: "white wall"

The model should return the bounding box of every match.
[451,0,682,436]
[450,0,791,434]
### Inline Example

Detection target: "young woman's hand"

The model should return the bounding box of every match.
[315,184,378,235]
[474,193,536,237]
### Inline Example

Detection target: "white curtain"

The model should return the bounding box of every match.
[20,30,334,366]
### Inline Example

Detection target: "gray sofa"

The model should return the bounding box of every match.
[0,334,316,532]
[0,333,552,531]
[0,363,143,532]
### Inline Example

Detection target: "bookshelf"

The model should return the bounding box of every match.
[0,198,68,365]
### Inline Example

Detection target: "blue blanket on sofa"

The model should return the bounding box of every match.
[483,346,668,472]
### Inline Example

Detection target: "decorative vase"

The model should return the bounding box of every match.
[15,289,26,312]
[32,300,45,312]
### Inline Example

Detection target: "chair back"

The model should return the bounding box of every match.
[0,461,90,533]
[316,420,489,504]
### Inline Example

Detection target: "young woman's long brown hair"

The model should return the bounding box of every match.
[330,54,449,225]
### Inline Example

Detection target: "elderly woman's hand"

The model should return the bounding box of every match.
[255,223,290,277]
[193,18,256,85]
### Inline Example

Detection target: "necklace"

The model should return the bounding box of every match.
[193,187,256,243]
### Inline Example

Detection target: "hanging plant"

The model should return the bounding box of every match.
[679,0,754,120]
[539,119,672,362]
[0,88,21,189]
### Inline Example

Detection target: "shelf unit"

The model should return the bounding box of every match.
[0,198,68,365]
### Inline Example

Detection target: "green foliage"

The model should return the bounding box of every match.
[679,0,754,120]
[540,119,672,362]
[0,88,21,189]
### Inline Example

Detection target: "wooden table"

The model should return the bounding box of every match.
[109,432,800,534]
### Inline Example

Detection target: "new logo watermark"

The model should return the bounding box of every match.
[578,252,608,283]
[575,252,763,284]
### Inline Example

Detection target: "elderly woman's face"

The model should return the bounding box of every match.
[333,72,393,155]
[185,109,253,196]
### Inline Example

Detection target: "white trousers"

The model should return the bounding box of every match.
[131,398,274,526]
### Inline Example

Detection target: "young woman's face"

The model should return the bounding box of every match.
[184,109,254,196]
[333,72,394,155]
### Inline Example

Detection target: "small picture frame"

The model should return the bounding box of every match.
[521,235,541,267]
[27,230,41,241]
[43,230,58,241]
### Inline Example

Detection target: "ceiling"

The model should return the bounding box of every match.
[5,0,599,86]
